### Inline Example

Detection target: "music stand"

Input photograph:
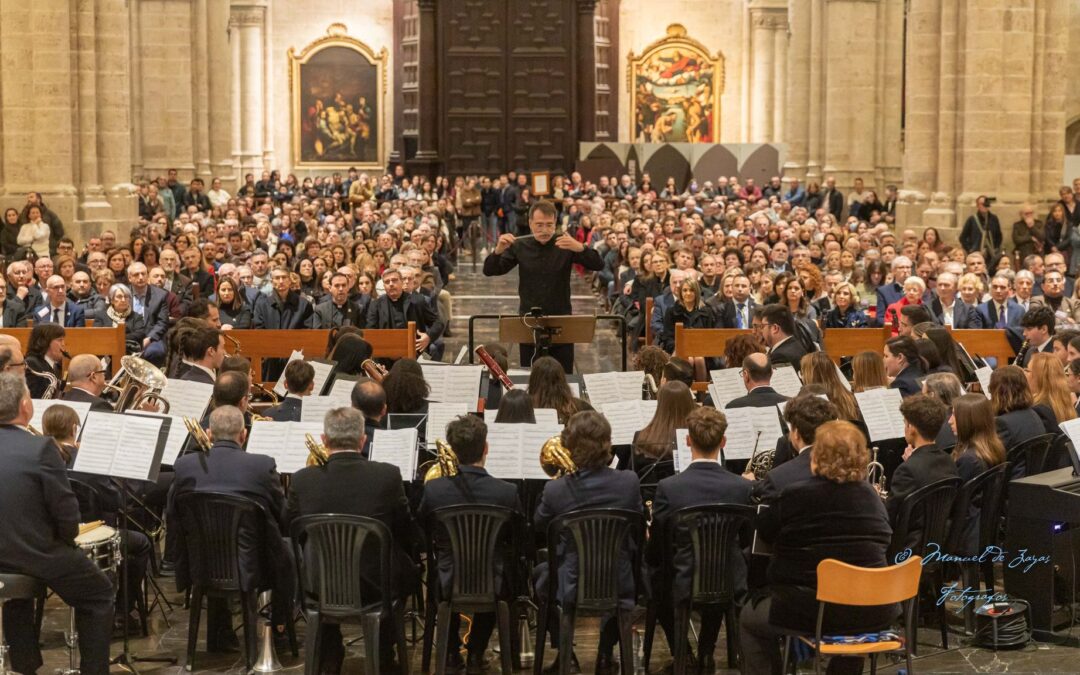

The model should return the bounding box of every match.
[498,313,597,363]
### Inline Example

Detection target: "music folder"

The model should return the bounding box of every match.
[750,504,773,556]
[74,411,169,483]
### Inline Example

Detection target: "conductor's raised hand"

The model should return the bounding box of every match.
[554,233,585,253]
[494,233,516,255]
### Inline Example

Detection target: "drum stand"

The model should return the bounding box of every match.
[57,607,78,675]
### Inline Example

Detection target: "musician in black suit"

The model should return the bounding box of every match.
[759,304,807,370]
[884,335,926,398]
[351,378,387,458]
[311,272,368,329]
[264,360,313,422]
[419,414,522,673]
[1019,305,1056,368]
[725,353,790,410]
[750,395,840,504]
[533,411,642,672]
[62,353,113,411]
[24,323,66,399]
[886,394,959,528]
[647,407,752,672]
[0,372,114,675]
[741,421,895,675]
[286,407,418,673]
[177,327,225,385]
[365,268,444,359]
[168,405,294,649]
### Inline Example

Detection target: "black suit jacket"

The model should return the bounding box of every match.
[930,297,980,329]
[312,296,369,329]
[1,298,25,327]
[365,292,445,341]
[0,426,83,579]
[131,285,171,342]
[179,366,216,385]
[265,397,302,422]
[62,386,114,412]
[767,337,807,370]
[253,291,313,330]
[725,386,789,410]
[709,297,757,329]
[884,443,959,527]
[889,364,924,398]
[648,462,753,601]
[751,446,812,505]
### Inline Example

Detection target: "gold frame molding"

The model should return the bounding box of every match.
[626,24,725,143]
[288,23,388,170]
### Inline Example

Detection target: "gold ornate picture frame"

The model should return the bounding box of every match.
[289,23,388,169]
[627,24,725,143]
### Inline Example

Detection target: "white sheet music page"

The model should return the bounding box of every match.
[421,364,485,410]
[520,422,563,480]
[426,402,469,448]
[598,400,652,446]
[327,377,356,399]
[974,366,993,399]
[673,428,691,473]
[770,365,804,398]
[300,394,353,423]
[245,421,322,474]
[484,423,525,479]
[160,378,215,421]
[1059,418,1080,456]
[111,415,166,481]
[855,388,907,442]
[370,428,419,479]
[720,407,759,460]
[581,373,621,408]
[134,412,190,465]
[73,412,124,477]
[710,369,746,408]
[748,407,785,449]
[272,350,305,396]
[30,399,91,435]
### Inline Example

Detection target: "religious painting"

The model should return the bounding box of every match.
[289,24,387,169]
[627,24,724,143]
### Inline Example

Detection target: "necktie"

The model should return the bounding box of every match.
[52,308,59,324]
[996,304,1006,329]
[736,303,745,329]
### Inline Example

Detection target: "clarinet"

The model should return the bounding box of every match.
[475,345,514,390]
[1014,339,1030,367]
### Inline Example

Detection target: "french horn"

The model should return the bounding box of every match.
[540,434,576,478]
[304,433,329,467]
[423,439,460,482]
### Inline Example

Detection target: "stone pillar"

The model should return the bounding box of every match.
[192,0,212,179]
[75,0,110,220]
[229,3,267,178]
[823,0,878,190]
[94,0,137,236]
[772,21,787,144]
[128,0,144,180]
[576,0,598,142]
[748,1,787,143]
[805,0,825,181]
[783,0,810,179]
[208,0,235,183]
[409,0,440,176]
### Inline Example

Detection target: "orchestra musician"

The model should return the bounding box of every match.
[758,304,808,370]
[177,327,226,384]
[527,356,592,424]
[0,372,114,675]
[62,353,114,411]
[726,353,789,409]
[419,414,522,674]
[749,395,840,503]
[168,405,295,650]
[286,407,418,674]
[886,394,959,530]
[264,360,314,421]
[25,323,67,398]
[350,377,386,458]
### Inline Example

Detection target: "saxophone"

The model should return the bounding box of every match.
[424,439,460,482]
[304,433,329,467]
[540,434,577,478]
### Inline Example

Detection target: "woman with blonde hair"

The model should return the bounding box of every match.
[1027,351,1077,424]
[800,352,859,422]
[957,272,985,307]
[822,281,869,328]
[851,351,889,393]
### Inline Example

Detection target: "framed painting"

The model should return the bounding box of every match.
[531,172,551,196]
[627,24,724,143]
[289,24,388,169]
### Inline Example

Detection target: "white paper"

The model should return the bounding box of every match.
[245,420,325,474]
[30,399,91,435]
[974,366,993,399]
[74,412,165,481]
[520,423,563,480]
[834,362,852,391]
[748,407,785,449]
[855,388,907,442]
[673,428,691,472]
[300,394,353,423]
[272,351,305,396]
[720,407,763,460]
[597,400,657,446]
[484,422,562,479]
[370,428,419,479]
[421,364,485,410]
[134,412,190,465]
[160,378,215,421]
[426,402,469,448]
[327,377,356,399]
[709,369,747,409]
[454,345,468,364]
[582,372,645,409]
[1059,418,1080,462]
[770,365,804,398]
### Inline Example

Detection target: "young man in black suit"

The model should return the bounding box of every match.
[725,353,790,409]
[0,373,115,675]
[177,327,225,385]
[759,304,807,370]
[887,394,959,528]
[750,394,840,503]
[420,414,522,674]
[286,406,418,673]
[62,353,113,411]
[648,407,752,674]
[264,360,313,421]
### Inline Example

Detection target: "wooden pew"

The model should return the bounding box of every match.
[822,327,891,364]
[226,325,416,384]
[948,329,1015,366]
[674,325,752,391]
[0,326,126,370]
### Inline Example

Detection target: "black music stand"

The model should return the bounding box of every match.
[498,312,597,367]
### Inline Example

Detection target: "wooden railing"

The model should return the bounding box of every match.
[0,326,126,369]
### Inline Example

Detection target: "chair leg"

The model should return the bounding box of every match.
[421,589,438,674]
[496,601,514,675]
[303,611,322,675]
[912,593,921,657]
[938,576,949,650]
[241,592,259,671]
[532,599,549,675]
[617,609,635,675]
[725,605,738,669]
[673,602,689,675]
[558,608,575,675]
[362,612,381,674]
[642,604,656,673]
[185,590,203,672]
[435,602,452,675]
[395,602,410,675]
[869,653,878,675]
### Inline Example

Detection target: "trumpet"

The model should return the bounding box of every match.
[540,434,576,478]
[304,433,328,467]
[475,345,514,391]
[183,417,212,452]
[423,439,460,482]
[361,359,387,383]
[868,445,887,499]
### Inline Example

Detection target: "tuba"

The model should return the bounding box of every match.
[304,433,329,467]
[540,435,576,478]
[424,439,460,482]
[104,355,170,412]
[868,445,887,498]
[183,417,212,452]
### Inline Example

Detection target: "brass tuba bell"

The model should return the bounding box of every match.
[540,434,576,478]
[305,433,329,467]
[424,439,460,482]
[103,355,170,412]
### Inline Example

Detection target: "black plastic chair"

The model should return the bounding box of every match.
[642,504,755,675]
[68,478,104,522]
[420,505,518,675]
[0,573,44,673]
[175,491,274,672]
[290,514,409,675]
[533,508,647,675]
[1006,432,1056,478]
[888,477,962,652]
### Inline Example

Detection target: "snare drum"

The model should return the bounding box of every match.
[74,524,122,575]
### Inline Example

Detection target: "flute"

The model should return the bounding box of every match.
[475,345,514,391]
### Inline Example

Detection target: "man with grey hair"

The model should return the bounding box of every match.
[126,261,170,358]
[1014,269,1035,313]
[286,407,418,673]
[930,271,978,328]
[0,371,115,674]
[169,404,293,650]
[62,353,112,411]
[875,255,914,326]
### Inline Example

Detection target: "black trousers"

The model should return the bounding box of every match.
[739,595,864,675]
[3,553,114,675]
[448,611,496,655]
[520,343,574,373]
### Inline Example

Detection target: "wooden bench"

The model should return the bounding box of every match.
[0,326,126,370]
[822,327,892,364]
[948,329,1015,366]
[673,325,753,391]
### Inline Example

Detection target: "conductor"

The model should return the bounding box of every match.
[483,200,603,372]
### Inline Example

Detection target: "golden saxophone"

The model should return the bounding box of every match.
[305,433,329,467]
[424,439,460,482]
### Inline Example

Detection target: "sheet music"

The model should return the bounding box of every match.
[133,412,190,465]
[484,422,561,480]
[454,345,468,364]
[160,378,215,422]
[721,407,761,460]
[974,366,993,399]
[709,369,746,408]
[300,394,353,423]
[483,407,559,425]
[245,421,324,474]
[74,412,166,481]
[520,423,562,480]
[327,376,356,399]
[770,365,803,398]
[272,351,305,396]
[421,364,485,410]
[426,402,469,447]
[748,407,785,448]
[855,388,907,442]
[30,399,91,434]
[834,362,852,391]
[309,360,336,396]
[581,372,645,409]
[1059,418,1080,457]
[673,428,691,473]
[370,428,419,479]
[598,400,656,446]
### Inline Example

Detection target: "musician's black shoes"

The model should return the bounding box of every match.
[465,650,489,674]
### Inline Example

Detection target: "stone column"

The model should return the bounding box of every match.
[409,0,440,176]
[783,0,810,178]
[128,0,144,179]
[94,0,136,234]
[805,0,825,181]
[192,0,212,178]
[748,5,776,142]
[75,0,110,220]
[823,0,878,190]
[576,0,598,142]
[229,3,267,178]
[208,0,235,183]
[772,21,787,144]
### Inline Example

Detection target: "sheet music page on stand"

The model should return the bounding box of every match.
[371,428,419,479]
[300,394,353,423]
[421,364,484,410]
[855,389,907,442]
[583,373,643,409]
[974,366,993,399]
[720,408,758,460]
[709,369,746,408]
[770,366,803,398]
[327,377,356,399]
[520,422,563,480]
[748,407,784,448]
[246,421,322,474]
[1060,418,1080,453]
[111,415,166,481]
[598,401,654,446]
[161,378,215,421]
[309,361,336,396]
[30,399,91,434]
[673,428,691,473]
[426,402,469,448]
[484,423,525,479]
[73,412,123,477]
[133,412,189,465]
[273,351,305,396]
